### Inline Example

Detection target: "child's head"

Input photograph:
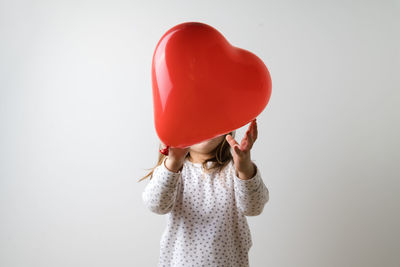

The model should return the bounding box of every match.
[138,130,236,182]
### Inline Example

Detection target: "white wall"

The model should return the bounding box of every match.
[0,0,399,266]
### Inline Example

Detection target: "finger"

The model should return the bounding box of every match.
[247,119,257,142]
[226,134,239,147]
[226,135,243,155]
[247,127,254,145]
[243,126,254,151]
[253,120,258,140]
[242,135,252,151]
[240,134,249,152]
[250,119,256,140]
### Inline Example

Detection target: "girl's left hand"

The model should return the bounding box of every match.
[225,118,258,180]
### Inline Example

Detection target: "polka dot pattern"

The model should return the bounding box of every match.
[142,157,269,266]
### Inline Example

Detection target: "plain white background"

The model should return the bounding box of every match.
[1,0,399,266]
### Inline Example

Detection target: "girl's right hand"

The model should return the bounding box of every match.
[160,142,190,172]
[169,147,190,162]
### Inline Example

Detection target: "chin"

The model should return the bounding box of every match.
[190,144,209,153]
[190,135,224,154]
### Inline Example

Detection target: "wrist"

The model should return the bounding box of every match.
[165,157,184,173]
[237,162,256,180]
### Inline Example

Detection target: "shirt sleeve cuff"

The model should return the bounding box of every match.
[152,157,182,188]
[233,163,262,193]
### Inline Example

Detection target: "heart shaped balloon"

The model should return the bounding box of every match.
[152,22,272,148]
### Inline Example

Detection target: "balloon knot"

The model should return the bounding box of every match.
[159,145,170,156]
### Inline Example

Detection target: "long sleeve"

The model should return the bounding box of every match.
[142,157,182,215]
[233,162,269,216]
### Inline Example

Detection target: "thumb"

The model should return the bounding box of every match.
[226,134,242,155]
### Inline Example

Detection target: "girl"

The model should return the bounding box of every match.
[140,119,269,266]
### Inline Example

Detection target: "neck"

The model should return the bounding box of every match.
[188,151,212,164]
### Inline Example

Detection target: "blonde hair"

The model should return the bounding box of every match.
[138,131,236,182]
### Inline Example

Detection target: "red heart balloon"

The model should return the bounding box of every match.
[152,22,272,148]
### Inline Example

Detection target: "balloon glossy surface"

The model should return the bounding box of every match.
[152,22,272,148]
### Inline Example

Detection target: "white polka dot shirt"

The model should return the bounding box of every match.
[142,156,269,266]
